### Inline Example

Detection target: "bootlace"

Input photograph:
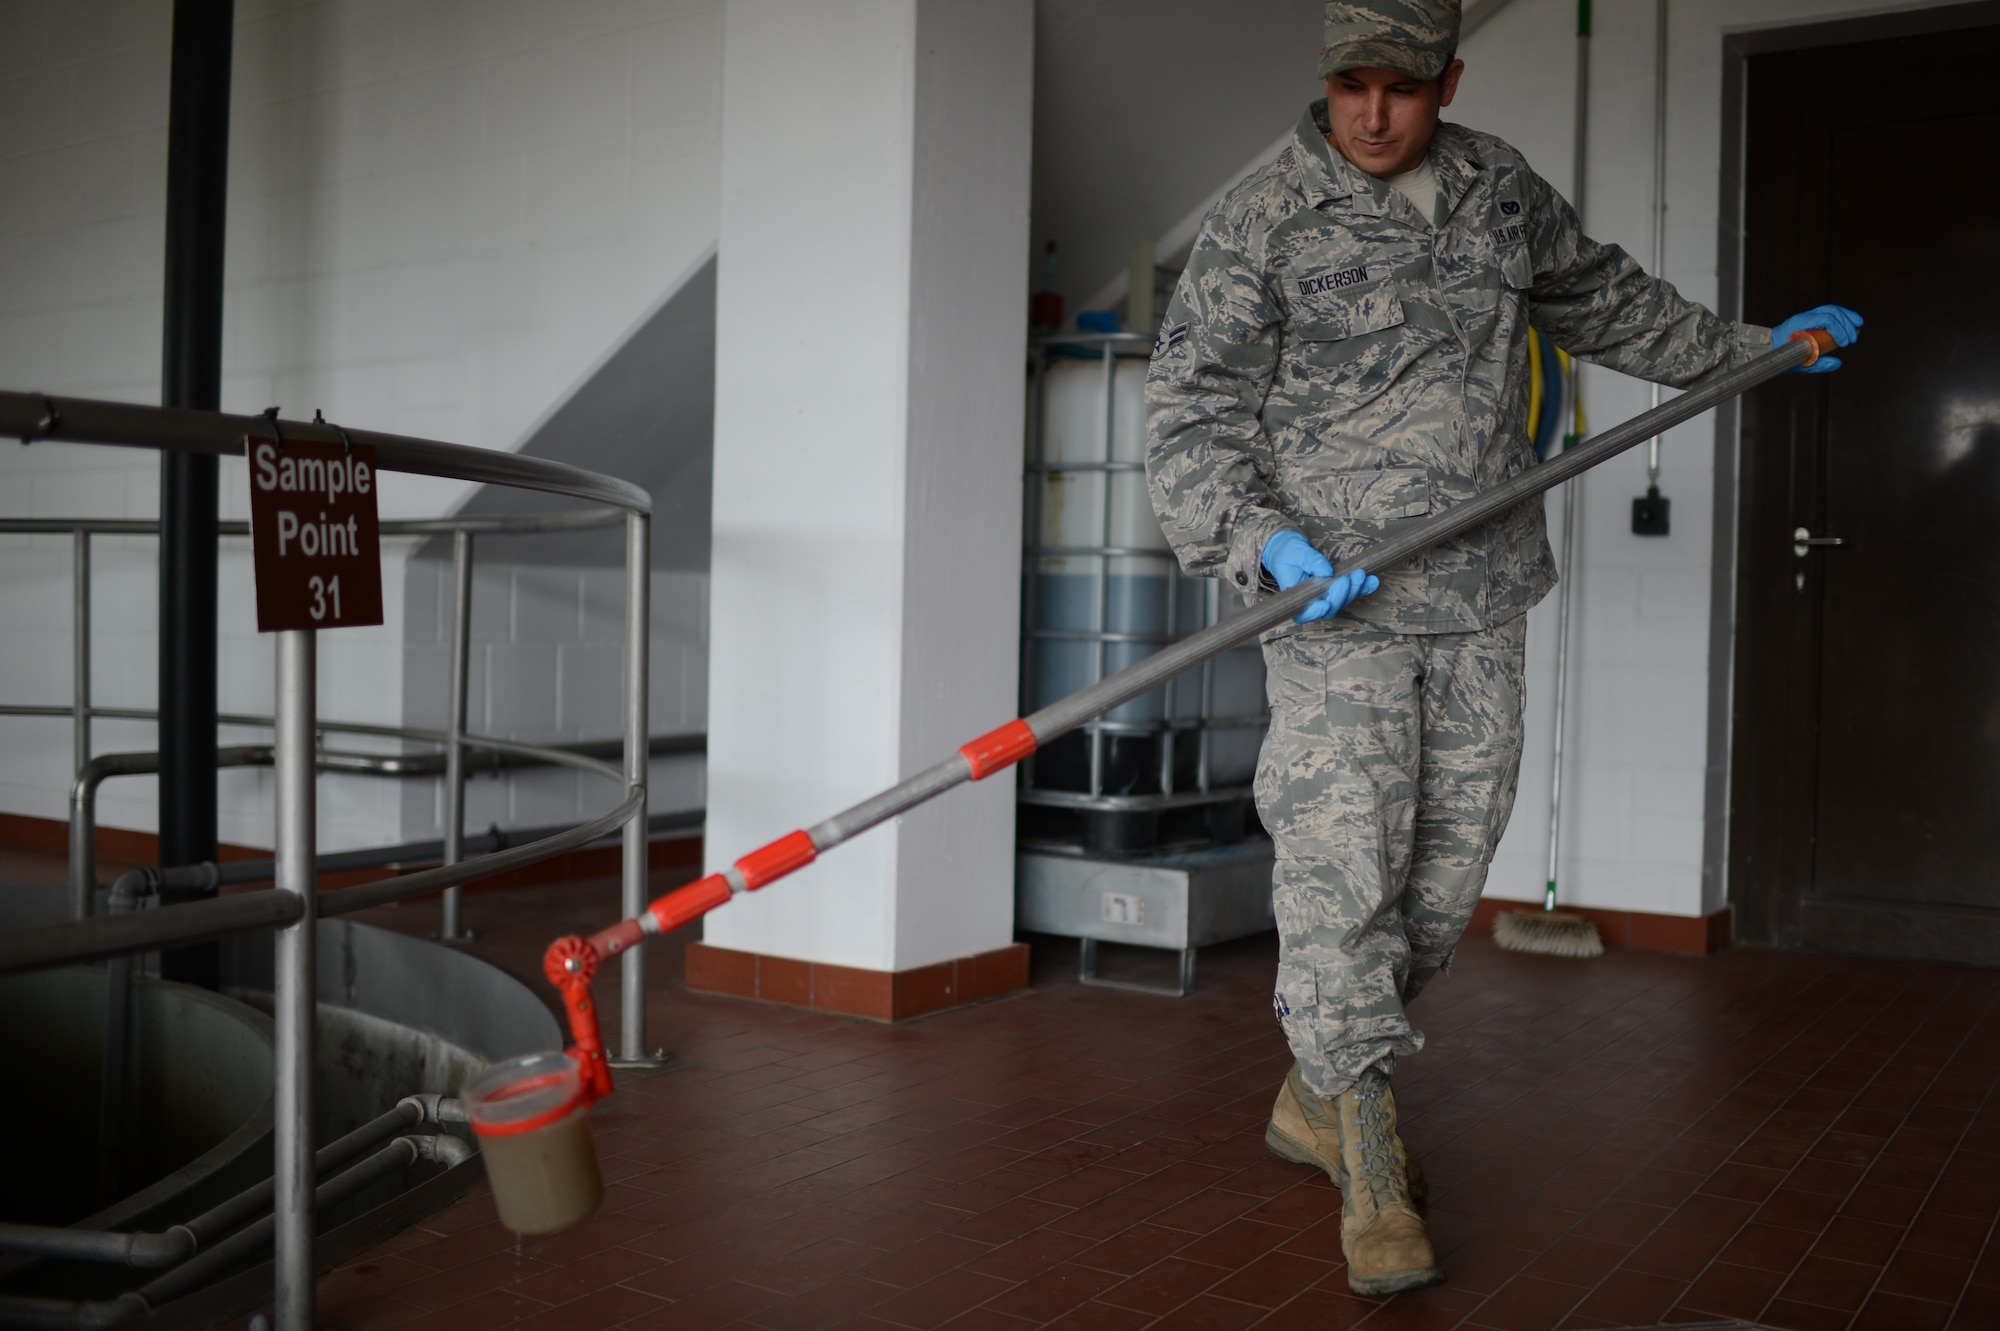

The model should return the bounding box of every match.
[1349,1070,1401,1211]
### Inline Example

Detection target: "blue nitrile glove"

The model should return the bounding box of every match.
[1261,530,1381,624]
[1772,304,1863,374]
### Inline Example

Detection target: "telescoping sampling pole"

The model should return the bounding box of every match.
[542,328,1843,1076]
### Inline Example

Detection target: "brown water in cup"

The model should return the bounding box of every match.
[477,1106,602,1235]
[462,1051,604,1236]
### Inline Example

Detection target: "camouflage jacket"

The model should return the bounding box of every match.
[1145,103,1771,635]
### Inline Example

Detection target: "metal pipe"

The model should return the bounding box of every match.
[0,507,627,539]
[56,729,691,916]
[1645,0,1670,488]
[0,1095,459,1276]
[315,786,642,916]
[1091,342,1115,800]
[72,529,90,789]
[134,1134,442,1312]
[0,1224,192,1272]
[439,529,474,943]
[176,1094,440,1250]
[0,889,304,976]
[0,789,649,976]
[64,713,638,782]
[212,807,704,888]
[616,510,654,1065]
[157,0,235,992]
[271,629,316,1331]
[69,746,271,921]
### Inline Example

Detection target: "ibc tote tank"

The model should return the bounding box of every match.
[1020,334,1266,854]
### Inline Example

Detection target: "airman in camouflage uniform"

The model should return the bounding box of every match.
[1143,0,1775,1296]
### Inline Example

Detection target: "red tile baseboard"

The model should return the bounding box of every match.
[1470,895,1732,955]
[684,940,1031,1021]
[0,811,700,894]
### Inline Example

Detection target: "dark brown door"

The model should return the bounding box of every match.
[1733,20,2000,964]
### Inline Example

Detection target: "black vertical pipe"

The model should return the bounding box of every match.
[158,0,233,987]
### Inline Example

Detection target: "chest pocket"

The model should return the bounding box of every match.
[1499,245,1533,292]
[1289,280,1406,343]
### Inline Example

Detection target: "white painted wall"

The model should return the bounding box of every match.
[706,0,1033,973]
[0,0,723,851]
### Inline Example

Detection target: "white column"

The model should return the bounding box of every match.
[706,0,1032,974]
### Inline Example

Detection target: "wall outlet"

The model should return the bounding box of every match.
[1101,892,1144,925]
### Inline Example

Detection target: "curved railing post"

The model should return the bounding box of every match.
[439,528,475,944]
[69,764,99,923]
[616,510,656,1066]
[72,528,90,803]
[272,628,318,1331]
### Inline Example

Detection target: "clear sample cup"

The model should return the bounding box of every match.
[461,1050,604,1235]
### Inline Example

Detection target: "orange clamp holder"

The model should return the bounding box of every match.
[646,873,734,934]
[586,917,646,959]
[543,936,613,1103]
[958,718,1037,780]
[1787,328,1836,366]
[736,829,817,890]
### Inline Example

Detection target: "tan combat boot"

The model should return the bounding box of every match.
[1266,1062,1427,1201]
[1265,1063,1443,1296]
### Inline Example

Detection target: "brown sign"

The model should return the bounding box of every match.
[247,436,385,632]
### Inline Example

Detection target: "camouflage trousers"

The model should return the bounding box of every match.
[1257,612,1528,1099]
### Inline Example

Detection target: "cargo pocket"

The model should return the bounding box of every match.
[1273,965,1317,1025]
[1297,466,1432,525]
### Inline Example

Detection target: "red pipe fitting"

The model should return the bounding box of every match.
[646,873,734,933]
[959,719,1037,780]
[735,830,816,890]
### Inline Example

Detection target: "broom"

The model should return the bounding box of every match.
[1495,338,1602,959]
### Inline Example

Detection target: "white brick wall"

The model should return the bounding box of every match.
[0,0,723,852]
[397,559,708,844]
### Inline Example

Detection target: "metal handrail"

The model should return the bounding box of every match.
[0,395,648,508]
[52,727,702,921]
[0,390,657,1331]
[0,509,625,537]
[0,788,648,975]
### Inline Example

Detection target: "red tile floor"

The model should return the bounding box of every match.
[241,870,2000,1331]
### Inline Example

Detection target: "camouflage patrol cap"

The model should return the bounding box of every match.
[1317,0,1462,81]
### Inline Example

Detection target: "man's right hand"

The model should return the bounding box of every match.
[1262,530,1380,624]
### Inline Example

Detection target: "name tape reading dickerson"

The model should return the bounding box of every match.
[247,436,385,632]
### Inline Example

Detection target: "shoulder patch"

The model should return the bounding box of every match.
[1155,322,1189,356]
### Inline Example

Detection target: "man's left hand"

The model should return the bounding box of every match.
[1773,304,1864,374]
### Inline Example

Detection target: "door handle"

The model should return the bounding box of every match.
[1793,526,1848,558]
